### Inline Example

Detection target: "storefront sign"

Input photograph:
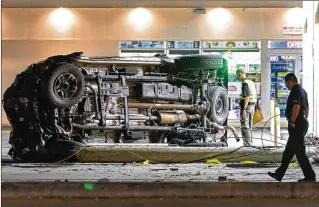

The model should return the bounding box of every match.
[282,24,304,35]
[167,41,200,49]
[120,41,165,49]
[270,55,296,62]
[268,40,303,49]
[228,82,242,95]
[202,41,261,49]
[228,85,237,92]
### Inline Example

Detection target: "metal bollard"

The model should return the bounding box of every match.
[270,100,275,142]
[274,107,281,146]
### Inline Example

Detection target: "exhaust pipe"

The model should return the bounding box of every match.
[208,119,240,142]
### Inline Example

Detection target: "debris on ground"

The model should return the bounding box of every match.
[170,167,178,171]
[218,176,227,181]
[132,160,152,166]
[151,168,166,171]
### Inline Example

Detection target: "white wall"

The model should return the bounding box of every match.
[2,8,303,40]
[315,2,319,137]
[303,1,319,136]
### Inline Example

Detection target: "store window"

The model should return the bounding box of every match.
[119,40,165,57]
[166,40,200,57]
[202,41,261,120]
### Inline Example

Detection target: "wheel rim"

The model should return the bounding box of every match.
[215,96,224,117]
[53,73,78,99]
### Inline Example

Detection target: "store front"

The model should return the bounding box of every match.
[119,39,262,121]
[118,39,307,124]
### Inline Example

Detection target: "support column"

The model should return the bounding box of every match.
[313,2,319,137]
[302,1,318,136]
[260,40,270,122]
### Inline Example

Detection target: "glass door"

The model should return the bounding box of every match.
[269,55,299,118]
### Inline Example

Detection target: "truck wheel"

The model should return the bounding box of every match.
[42,63,84,108]
[174,55,224,69]
[207,86,229,125]
[171,55,224,77]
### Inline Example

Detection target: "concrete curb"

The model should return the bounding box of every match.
[1,155,14,163]
[76,144,318,163]
[1,125,12,131]
[1,143,317,164]
[2,182,319,199]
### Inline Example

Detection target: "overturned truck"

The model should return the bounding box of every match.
[2,52,239,162]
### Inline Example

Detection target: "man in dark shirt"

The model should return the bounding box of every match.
[268,73,316,182]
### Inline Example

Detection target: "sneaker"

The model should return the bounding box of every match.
[298,178,316,182]
[268,172,282,182]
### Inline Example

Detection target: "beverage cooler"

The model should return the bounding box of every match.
[269,55,301,118]
[268,40,303,119]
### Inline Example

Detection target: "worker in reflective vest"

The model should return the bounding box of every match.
[236,69,257,146]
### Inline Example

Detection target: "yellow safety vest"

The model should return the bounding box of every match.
[239,79,257,103]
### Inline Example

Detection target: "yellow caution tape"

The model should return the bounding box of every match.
[206,159,221,164]
[240,160,259,164]
[289,161,298,167]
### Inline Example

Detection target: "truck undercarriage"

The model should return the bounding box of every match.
[2,52,239,162]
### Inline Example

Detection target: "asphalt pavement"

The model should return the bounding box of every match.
[3,161,319,183]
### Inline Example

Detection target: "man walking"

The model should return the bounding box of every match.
[268,73,316,182]
[236,69,257,146]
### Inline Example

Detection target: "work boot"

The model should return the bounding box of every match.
[268,172,282,182]
[298,178,316,182]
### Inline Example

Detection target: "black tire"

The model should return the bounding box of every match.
[207,86,229,125]
[175,54,224,69]
[41,63,84,108]
[171,55,224,77]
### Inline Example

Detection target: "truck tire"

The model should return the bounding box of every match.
[175,55,224,69]
[207,86,229,125]
[171,55,224,77]
[41,63,84,108]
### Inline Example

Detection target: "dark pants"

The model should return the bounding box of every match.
[275,116,316,180]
